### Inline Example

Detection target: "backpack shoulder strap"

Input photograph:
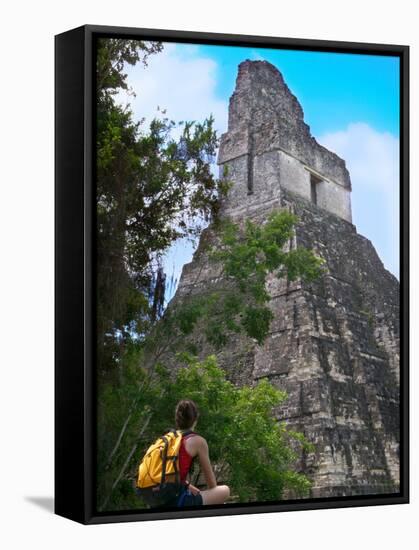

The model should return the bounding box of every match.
[166,428,179,437]
[180,429,198,440]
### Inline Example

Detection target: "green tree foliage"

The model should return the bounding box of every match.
[157,210,324,350]
[95,38,324,513]
[168,354,313,502]
[97,38,163,101]
[96,38,227,376]
[97,211,322,511]
[98,353,313,511]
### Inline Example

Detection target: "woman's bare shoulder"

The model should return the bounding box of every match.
[192,434,207,445]
[185,434,207,454]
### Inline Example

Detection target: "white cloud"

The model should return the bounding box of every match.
[118,42,228,138]
[116,49,400,281]
[116,44,229,298]
[320,123,399,192]
[319,122,399,278]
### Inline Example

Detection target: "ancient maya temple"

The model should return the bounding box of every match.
[174,60,400,498]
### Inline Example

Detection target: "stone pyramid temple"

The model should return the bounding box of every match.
[175,60,400,498]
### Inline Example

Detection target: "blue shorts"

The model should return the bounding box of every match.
[136,484,203,508]
[177,487,203,507]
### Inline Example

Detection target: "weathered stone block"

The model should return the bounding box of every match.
[171,60,399,498]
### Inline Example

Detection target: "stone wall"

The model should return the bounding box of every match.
[218,60,352,223]
[172,60,400,498]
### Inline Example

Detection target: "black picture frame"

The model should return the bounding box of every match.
[55,24,409,525]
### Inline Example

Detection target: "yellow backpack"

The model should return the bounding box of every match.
[136,429,191,507]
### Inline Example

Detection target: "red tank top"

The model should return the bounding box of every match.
[178,432,196,483]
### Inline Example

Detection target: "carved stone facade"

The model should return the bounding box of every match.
[218,60,352,223]
[174,60,400,497]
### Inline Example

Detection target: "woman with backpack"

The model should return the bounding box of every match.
[174,399,230,507]
[136,399,230,508]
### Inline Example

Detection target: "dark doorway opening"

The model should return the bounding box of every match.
[310,173,322,205]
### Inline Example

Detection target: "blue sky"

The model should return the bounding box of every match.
[198,45,400,136]
[120,41,400,287]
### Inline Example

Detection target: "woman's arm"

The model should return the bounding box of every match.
[196,438,217,489]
